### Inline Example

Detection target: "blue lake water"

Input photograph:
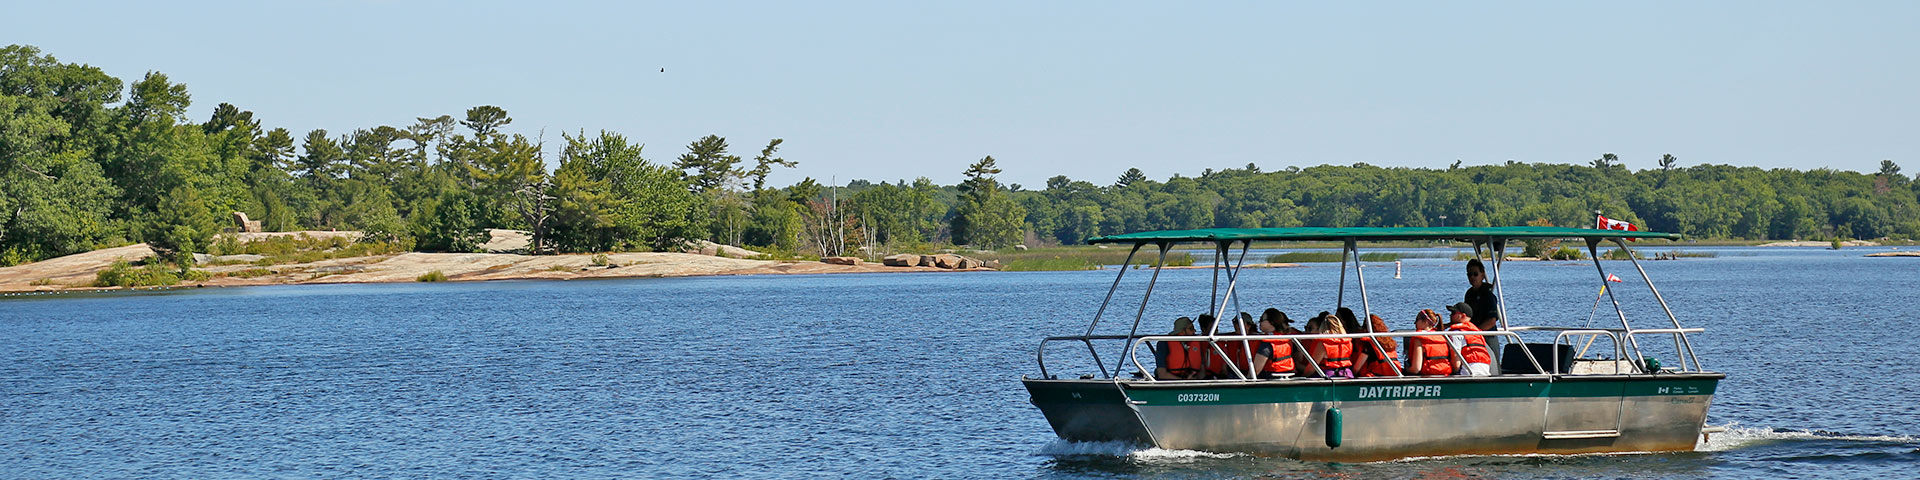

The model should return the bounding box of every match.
[3,246,1918,478]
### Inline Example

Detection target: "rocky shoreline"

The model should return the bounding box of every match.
[0,242,994,294]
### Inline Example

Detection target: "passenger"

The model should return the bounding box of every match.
[1251,310,1300,379]
[1464,258,1500,331]
[1404,309,1454,376]
[1336,307,1365,337]
[1154,317,1204,380]
[1196,314,1227,378]
[1307,313,1355,378]
[1209,313,1259,379]
[1263,308,1303,335]
[1355,314,1401,377]
[1445,302,1494,376]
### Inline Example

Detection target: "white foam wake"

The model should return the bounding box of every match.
[1697,425,1920,452]
[1037,439,1241,460]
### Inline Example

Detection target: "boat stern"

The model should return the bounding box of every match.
[1022,378,1153,444]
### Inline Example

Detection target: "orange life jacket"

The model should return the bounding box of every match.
[1316,338,1353,370]
[1209,339,1255,377]
[1446,322,1493,364]
[1356,339,1399,377]
[1163,341,1204,377]
[1414,333,1453,375]
[1262,338,1295,374]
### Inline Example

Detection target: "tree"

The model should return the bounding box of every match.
[675,134,741,193]
[460,105,511,138]
[141,186,217,263]
[511,178,555,253]
[1591,153,1621,170]
[1659,154,1678,171]
[457,129,545,228]
[253,128,295,172]
[746,138,794,191]
[1115,167,1147,188]
[952,156,1026,248]
[294,129,343,183]
[414,189,482,252]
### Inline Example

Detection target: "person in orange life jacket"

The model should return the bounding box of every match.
[1208,313,1259,379]
[1193,314,1231,379]
[1403,309,1454,376]
[1263,308,1302,335]
[1445,302,1494,376]
[1306,313,1355,378]
[1355,314,1401,377]
[1250,310,1301,379]
[1337,308,1393,377]
[1154,317,1204,380]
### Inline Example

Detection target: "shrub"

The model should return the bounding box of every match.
[417,270,448,282]
[590,254,611,266]
[94,261,180,287]
[1266,252,1435,263]
[1602,248,1643,260]
[224,268,275,278]
[1546,246,1586,260]
[1000,257,1100,271]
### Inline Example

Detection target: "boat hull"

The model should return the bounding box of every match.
[1024,373,1720,462]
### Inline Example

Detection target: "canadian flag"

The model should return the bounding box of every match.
[1597,214,1639,232]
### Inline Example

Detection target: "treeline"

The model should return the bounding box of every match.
[3,44,1918,267]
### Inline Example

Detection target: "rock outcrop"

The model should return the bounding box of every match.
[882,254,919,266]
[821,256,862,266]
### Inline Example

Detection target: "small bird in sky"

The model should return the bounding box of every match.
[660,68,665,73]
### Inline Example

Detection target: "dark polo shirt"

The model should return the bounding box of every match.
[1466,282,1499,330]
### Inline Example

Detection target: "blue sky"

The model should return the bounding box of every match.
[10,1,1915,187]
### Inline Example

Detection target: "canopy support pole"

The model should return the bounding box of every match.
[1587,238,1648,373]
[1349,239,1404,376]
[1083,244,1142,378]
[1114,243,1170,378]
[1612,238,1702,372]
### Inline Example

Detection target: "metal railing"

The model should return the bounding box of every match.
[1036,326,1706,381]
[1111,330,1538,381]
[1510,326,1705,374]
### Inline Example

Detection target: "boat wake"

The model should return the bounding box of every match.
[1697,425,1920,452]
[1037,439,1242,461]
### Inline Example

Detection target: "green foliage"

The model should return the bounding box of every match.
[8,43,1920,270]
[93,260,179,287]
[224,267,274,278]
[1547,246,1587,260]
[1602,248,1643,260]
[952,156,1026,248]
[416,270,447,282]
[1263,252,1434,263]
[545,131,707,252]
[141,186,218,263]
[986,247,1193,268]
[675,134,741,193]
[415,189,483,252]
[590,253,610,266]
[999,256,1101,271]
[206,233,399,265]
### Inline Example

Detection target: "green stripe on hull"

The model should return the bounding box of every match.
[1119,376,1720,406]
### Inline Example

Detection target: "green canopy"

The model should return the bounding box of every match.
[1086,226,1681,245]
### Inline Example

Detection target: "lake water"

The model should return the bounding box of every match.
[3,246,1917,478]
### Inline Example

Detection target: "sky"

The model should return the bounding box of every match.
[8,1,1916,188]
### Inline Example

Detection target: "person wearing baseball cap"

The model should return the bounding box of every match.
[1155,317,1203,380]
[1445,302,1494,376]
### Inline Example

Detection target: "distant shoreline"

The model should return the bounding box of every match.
[0,243,992,295]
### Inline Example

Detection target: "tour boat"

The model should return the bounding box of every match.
[1022,226,1721,461]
